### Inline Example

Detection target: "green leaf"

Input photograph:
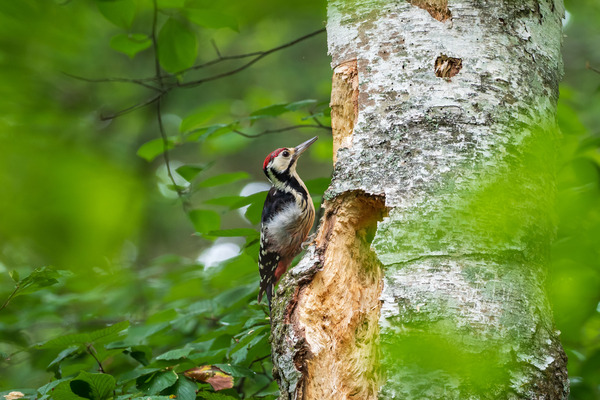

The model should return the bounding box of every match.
[157,0,186,7]
[197,392,237,400]
[250,99,317,119]
[250,104,288,118]
[188,210,221,234]
[116,367,161,385]
[182,9,237,31]
[157,18,197,74]
[213,364,257,378]
[156,347,193,360]
[176,164,208,182]
[173,376,198,400]
[15,266,61,297]
[203,196,247,208]
[137,370,178,395]
[285,99,317,111]
[9,270,19,282]
[206,229,258,238]
[97,0,136,29]
[48,346,79,369]
[197,172,249,188]
[137,137,175,162]
[244,192,268,225]
[41,321,129,348]
[109,33,152,58]
[51,380,88,400]
[72,371,115,400]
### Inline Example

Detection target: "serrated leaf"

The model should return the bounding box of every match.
[206,229,258,238]
[137,137,175,162]
[173,376,198,400]
[188,209,221,234]
[197,172,249,188]
[110,33,152,58]
[97,0,136,29]
[176,165,208,182]
[137,370,178,395]
[72,371,115,400]
[182,9,237,31]
[157,18,197,74]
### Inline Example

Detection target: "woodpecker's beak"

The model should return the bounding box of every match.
[293,136,318,159]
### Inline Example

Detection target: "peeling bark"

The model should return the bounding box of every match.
[272,0,569,398]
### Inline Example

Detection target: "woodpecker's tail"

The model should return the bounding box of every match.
[257,283,273,312]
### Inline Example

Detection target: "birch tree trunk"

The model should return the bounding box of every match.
[271,1,569,398]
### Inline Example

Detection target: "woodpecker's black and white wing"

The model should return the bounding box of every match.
[257,187,294,309]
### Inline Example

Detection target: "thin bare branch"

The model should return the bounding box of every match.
[62,72,162,92]
[100,92,163,120]
[177,28,326,88]
[586,61,600,75]
[232,123,331,138]
[86,345,105,373]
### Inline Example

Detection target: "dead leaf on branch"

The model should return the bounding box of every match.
[183,365,234,391]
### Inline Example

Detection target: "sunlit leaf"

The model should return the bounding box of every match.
[13,266,62,297]
[213,364,257,378]
[176,165,208,182]
[137,137,175,162]
[109,33,152,58]
[188,209,221,234]
[97,0,136,29]
[157,18,197,74]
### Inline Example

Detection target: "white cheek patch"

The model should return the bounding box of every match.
[272,155,290,172]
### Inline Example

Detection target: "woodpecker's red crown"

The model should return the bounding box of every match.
[263,148,288,170]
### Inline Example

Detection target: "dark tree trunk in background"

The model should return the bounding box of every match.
[271,0,569,398]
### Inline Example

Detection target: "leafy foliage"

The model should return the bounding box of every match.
[0,0,599,398]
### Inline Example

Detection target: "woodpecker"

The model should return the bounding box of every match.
[258,136,318,310]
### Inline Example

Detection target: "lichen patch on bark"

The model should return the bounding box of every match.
[409,0,452,22]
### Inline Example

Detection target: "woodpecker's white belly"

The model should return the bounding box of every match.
[264,201,307,257]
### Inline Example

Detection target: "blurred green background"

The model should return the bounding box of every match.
[0,0,599,398]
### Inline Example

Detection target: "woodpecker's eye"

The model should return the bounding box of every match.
[282,150,290,157]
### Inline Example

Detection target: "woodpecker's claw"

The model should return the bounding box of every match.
[301,233,316,250]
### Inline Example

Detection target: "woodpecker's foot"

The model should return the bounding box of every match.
[301,234,317,250]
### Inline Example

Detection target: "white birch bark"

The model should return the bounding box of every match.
[271,1,569,398]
